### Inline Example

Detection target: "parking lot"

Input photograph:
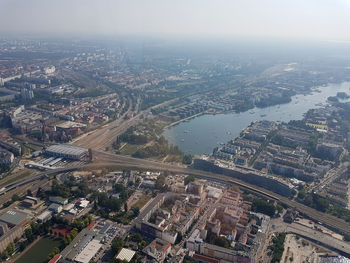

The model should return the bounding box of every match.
[91,217,131,263]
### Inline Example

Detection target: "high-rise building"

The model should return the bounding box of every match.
[20,85,34,100]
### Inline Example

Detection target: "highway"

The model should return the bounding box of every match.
[270,220,350,258]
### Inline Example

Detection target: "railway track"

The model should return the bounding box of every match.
[91,151,350,236]
[3,151,350,236]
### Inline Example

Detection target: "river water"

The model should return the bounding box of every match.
[163,82,350,155]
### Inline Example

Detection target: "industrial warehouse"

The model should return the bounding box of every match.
[45,144,89,160]
[24,144,91,171]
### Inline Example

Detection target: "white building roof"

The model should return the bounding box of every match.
[69,208,78,215]
[56,121,86,129]
[78,200,90,208]
[37,210,53,221]
[63,203,75,211]
[207,186,222,199]
[46,144,88,156]
[116,248,136,262]
[74,239,102,263]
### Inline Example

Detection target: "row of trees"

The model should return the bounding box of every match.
[47,247,60,261]
[297,190,350,222]
[0,242,15,261]
[270,233,286,263]
[63,228,78,246]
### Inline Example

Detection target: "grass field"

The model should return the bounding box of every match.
[119,144,141,155]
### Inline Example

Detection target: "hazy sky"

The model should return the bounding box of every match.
[1,0,350,41]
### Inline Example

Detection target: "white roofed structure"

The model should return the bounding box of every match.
[74,239,102,263]
[116,248,136,262]
[45,144,88,160]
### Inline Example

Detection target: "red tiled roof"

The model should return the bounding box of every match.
[48,254,61,263]
[52,227,71,237]
[86,221,95,230]
[163,243,171,253]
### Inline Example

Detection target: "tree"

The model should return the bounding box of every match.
[271,233,286,263]
[0,164,10,174]
[213,236,230,248]
[1,250,8,260]
[182,154,193,165]
[291,189,297,197]
[124,202,128,212]
[84,217,90,227]
[155,175,167,191]
[6,242,15,256]
[25,228,34,242]
[11,194,20,202]
[86,215,92,224]
[48,247,60,260]
[315,197,329,212]
[70,228,78,239]
[276,205,283,214]
[251,198,276,217]
[64,235,72,245]
[50,180,70,198]
[297,191,306,199]
[111,238,124,254]
[114,184,126,193]
[344,234,350,242]
[131,207,140,217]
[19,241,28,251]
[184,175,195,185]
[129,233,143,243]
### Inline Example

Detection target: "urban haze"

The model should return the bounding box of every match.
[0,1,350,263]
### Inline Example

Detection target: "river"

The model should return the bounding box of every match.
[163,82,350,155]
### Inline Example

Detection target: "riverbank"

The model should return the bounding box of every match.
[163,82,350,155]
[161,83,326,131]
[9,237,41,263]
[164,111,207,129]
